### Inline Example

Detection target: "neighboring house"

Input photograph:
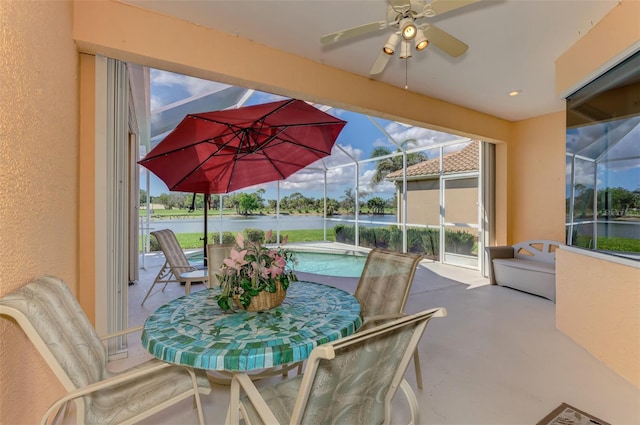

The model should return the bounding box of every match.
[385,140,479,229]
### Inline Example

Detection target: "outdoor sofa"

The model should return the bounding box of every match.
[486,240,561,302]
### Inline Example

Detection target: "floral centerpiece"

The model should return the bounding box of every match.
[216,230,297,311]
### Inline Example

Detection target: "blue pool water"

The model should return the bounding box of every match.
[189,250,367,278]
[288,251,366,278]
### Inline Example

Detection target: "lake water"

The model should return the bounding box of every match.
[142,214,398,235]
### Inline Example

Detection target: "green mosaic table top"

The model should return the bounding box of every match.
[141,281,362,371]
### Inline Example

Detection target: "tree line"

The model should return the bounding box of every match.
[570,185,640,218]
[141,188,396,216]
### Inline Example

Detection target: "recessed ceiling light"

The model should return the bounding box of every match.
[508,90,522,97]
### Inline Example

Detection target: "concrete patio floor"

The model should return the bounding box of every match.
[116,246,640,425]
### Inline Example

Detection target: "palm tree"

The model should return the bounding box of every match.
[370,139,428,186]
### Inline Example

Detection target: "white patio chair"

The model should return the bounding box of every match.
[0,275,210,425]
[207,243,234,287]
[354,248,426,389]
[228,308,446,425]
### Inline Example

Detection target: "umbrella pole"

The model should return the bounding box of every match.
[203,193,209,266]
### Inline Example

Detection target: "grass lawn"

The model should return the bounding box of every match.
[143,229,335,251]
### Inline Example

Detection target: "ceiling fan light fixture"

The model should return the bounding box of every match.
[383,33,400,55]
[399,17,417,40]
[415,29,429,51]
[399,40,412,59]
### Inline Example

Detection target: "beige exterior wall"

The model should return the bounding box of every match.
[0,1,79,424]
[405,180,440,225]
[443,178,478,226]
[553,0,640,390]
[556,248,640,387]
[0,0,637,422]
[403,178,478,227]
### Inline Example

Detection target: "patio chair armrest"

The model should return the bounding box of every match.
[486,245,515,285]
[100,325,144,341]
[227,373,280,425]
[41,361,196,425]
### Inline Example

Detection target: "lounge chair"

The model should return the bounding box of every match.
[141,229,208,305]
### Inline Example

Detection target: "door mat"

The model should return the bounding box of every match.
[536,403,610,425]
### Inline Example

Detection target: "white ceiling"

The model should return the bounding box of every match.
[125,0,619,122]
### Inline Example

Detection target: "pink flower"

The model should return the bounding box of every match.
[257,259,270,279]
[224,248,248,274]
[265,230,273,242]
[236,233,245,249]
[269,255,286,276]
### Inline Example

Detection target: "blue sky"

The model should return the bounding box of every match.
[143,69,466,201]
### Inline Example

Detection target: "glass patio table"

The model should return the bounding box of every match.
[141,281,363,373]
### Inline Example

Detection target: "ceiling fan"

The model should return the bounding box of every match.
[321,0,480,75]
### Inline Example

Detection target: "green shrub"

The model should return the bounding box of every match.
[334,224,355,244]
[243,228,265,243]
[210,231,237,245]
[407,228,424,253]
[445,230,475,255]
[150,235,161,252]
[421,229,439,257]
[388,227,403,251]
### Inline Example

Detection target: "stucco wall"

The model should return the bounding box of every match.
[0,1,79,424]
[509,112,567,244]
[556,248,640,387]
[553,0,640,390]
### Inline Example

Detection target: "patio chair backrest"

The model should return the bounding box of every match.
[239,308,446,425]
[207,243,235,286]
[354,249,424,318]
[0,276,109,417]
[151,229,196,275]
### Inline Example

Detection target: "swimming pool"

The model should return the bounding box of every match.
[188,250,367,278]
[288,251,367,278]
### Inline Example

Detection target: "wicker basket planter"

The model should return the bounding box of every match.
[233,281,286,312]
[215,231,297,312]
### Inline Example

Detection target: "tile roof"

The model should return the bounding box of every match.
[386,140,479,180]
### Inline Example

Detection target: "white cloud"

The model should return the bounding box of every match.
[383,122,460,150]
[325,143,364,166]
[361,168,396,195]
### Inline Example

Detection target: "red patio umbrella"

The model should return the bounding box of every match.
[139,98,347,258]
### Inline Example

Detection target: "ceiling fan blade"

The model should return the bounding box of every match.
[321,21,388,46]
[370,51,391,75]
[423,24,469,57]
[429,0,480,16]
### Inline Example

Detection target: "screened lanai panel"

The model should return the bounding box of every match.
[565,50,640,256]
